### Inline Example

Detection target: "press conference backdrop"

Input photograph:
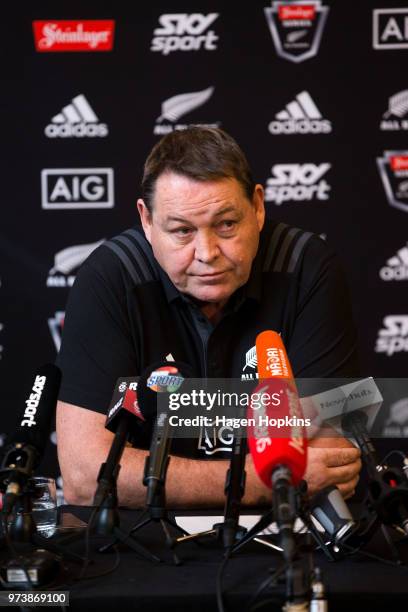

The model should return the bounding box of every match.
[1,1,408,493]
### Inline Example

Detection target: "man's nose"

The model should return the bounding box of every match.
[194,230,220,264]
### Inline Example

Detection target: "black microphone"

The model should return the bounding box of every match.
[0,364,61,515]
[342,409,408,535]
[94,385,145,509]
[137,362,190,507]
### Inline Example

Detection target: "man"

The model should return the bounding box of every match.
[56,127,361,507]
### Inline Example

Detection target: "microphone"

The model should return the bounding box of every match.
[310,485,355,543]
[105,381,145,434]
[94,386,146,510]
[137,362,190,507]
[341,401,408,535]
[0,364,61,515]
[248,330,307,561]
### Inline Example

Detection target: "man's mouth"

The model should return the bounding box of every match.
[195,271,229,279]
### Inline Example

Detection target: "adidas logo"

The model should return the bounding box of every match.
[379,243,408,281]
[268,91,332,135]
[45,94,108,138]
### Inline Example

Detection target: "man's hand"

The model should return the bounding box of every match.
[305,431,362,499]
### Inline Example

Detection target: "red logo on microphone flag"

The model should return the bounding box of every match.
[123,388,144,421]
[33,20,115,52]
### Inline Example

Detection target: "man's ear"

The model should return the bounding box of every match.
[252,184,265,232]
[137,199,152,242]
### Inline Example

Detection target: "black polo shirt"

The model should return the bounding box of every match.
[56,220,359,456]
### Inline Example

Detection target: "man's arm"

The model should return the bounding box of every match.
[57,401,361,507]
[56,401,273,507]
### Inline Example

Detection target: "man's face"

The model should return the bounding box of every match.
[137,172,265,307]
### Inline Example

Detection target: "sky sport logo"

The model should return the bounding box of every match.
[154,87,219,135]
[373,8,408,50]
[151,13,219,55]
[379,243,408,282]
[377,151,408,213]
[375,316,408,356]
[45,94,108,138]
[380,90,408,131]
[47,240,104,288]
[33,20,115,52]
[264,1,329,63]
[268,90,331,135]
[265,163,331,204]
[41,168,114,210]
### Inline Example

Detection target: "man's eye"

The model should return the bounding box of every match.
[218,220,237,231]
[173,227,193,236]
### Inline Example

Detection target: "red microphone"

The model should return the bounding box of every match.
[248,330,307,487]
[247,330,307,560]
[247,378,307,487]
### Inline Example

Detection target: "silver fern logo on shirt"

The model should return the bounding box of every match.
[47,240,104,288]
[241,345,259,381]
[381,90,408,131]
[153,87,219,135]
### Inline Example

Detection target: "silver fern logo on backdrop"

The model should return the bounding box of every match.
[153,87,220,135]
[264,1,329,63]
[382,398,408,437]
[379,243,408,282]
[381,90,408,131]
[268,90,332,135]
[377,151,408,213]
[47,240,105,288]
[45,94,108,138]
[151,13,219,55]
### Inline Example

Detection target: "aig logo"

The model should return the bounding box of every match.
[373,8,408,49]
[151,13,219,55]
[41,168,114,209]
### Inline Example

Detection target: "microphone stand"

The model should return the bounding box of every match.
[92,414,160,563]
[171,423,249,553]
[99,410,189,565]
